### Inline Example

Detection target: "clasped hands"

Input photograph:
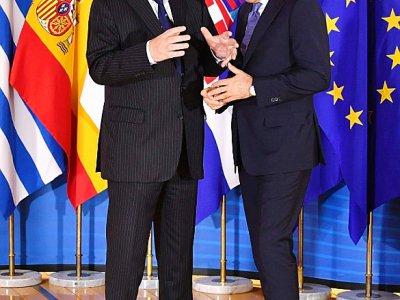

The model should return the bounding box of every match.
[149,26,238,67]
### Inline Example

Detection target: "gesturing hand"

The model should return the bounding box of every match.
[149,26,191,63]
[201,27,239,67]
[201,63,253,106]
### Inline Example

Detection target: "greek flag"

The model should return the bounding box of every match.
[0,0,65,218]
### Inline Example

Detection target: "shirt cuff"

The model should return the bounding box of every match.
[210,47,224,65]
[146,41,157,65]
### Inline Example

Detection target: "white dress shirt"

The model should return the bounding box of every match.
[257,0,270,15]
[146,0,174,64]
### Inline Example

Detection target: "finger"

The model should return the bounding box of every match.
[208,85,228,97]
[203,98,220,108]
[169,34,191,44]
[221,31,232,39]
[211,79,229,89]
[207,86,229,100]
[212,92,229,102]
[220,55,232,68]
[201,89,210,98]
[227,63,242,74]
[213,101,225,109]
[231,48,238,60]
[209,102,224,110]
[169,50,185,58]
[164,26,187,36]
[169,43,190,51]
[225,38,239,47]
[200,27,214,42]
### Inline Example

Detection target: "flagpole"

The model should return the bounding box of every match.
[76,204,82,278]
[9,213,15,278]
[139,229,159,289]
[49,204,105,288]
[146,231,153,280]
[298,208,304,291]
[297,207,331,300]
[0,213,42,287]
[365,211,373,298]
[193,194,253,294]
[220,195,227,284]
[337,211,399,300]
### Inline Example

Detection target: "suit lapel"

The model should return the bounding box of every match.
[169,0,186,26]
[243,0,285,67]
[235,3,252,45]
[127,0,163,36]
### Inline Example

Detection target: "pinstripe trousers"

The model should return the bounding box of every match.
[105,149,198,300]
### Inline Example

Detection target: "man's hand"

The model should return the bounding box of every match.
[201,27,239,67]
[201,87,225,110]
[149,26,190,63]
[202,64,253,107]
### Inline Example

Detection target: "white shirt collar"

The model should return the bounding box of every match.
[256,0,270,15]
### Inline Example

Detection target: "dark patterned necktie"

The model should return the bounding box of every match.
[240,2,262,55]
[153,0,183,76]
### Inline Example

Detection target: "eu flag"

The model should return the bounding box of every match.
[372,0,400,209]
[311,0,368,243]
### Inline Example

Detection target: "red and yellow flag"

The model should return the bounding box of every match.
[10,0,107,208]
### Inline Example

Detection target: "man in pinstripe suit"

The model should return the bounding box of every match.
[87,0,237,298]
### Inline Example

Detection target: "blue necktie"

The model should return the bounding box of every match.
[240,2,262,56]
[154,0,183,76]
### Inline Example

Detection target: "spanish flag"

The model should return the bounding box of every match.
[10,0,107,208]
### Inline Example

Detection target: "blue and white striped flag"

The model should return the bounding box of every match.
[195,0,243,223]
[0,0,65,218]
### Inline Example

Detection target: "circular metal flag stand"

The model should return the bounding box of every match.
[0,214,42,288]
[337,212,400,300]
[49,205,105,287]
[139,229,159,289]
[192,195,253,294]
[297,208,331,300]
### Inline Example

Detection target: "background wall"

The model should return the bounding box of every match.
[0,174,399,289]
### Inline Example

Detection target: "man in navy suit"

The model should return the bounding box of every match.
[202,0,330,299]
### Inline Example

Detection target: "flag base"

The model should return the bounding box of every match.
[337,290,400,300]
[0,269,41,287]
[49,270,104,288]
[299,283,331,300]
[140,273,159,289]
[192,276,253,294]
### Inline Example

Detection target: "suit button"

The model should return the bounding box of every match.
[270,97,280,102]
[178,115,184,120]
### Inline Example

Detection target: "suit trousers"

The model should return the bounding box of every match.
[239,166,311,300]
[105,140,198,300]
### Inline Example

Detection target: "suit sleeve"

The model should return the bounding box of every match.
[86,0,154,85]
[253,0,331,107]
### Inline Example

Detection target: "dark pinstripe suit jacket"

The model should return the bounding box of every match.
[87,0,223,182]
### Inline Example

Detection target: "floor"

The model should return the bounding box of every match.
[0,278,341,300]
[0,282,338,300]
[2,274,398,300]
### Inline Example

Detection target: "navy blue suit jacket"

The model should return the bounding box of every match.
[230,0,331,175]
